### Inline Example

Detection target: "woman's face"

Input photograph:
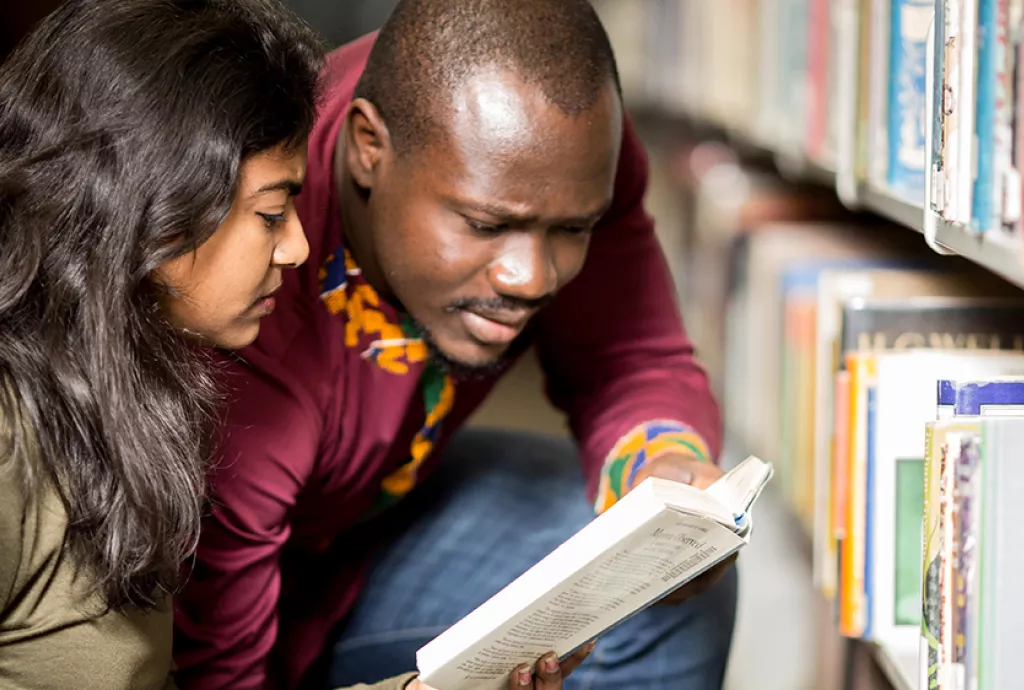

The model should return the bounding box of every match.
[156,143,310,350]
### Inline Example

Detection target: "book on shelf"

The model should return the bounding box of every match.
[833,298,1024,638]
[414,456,773,690]
[859,350,1024,651]
[922,415,1024,690]
[937,376,1024,415]
[810,267,1018,601]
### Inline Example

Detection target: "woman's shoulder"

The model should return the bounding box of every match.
[0,401,69,613]
[0,399,176,690]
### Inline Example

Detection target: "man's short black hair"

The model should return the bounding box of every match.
[353,0,622,153]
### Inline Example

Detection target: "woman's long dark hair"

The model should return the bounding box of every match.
[0,0,323,609]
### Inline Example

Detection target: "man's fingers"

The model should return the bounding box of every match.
[504,644,594,690]
[533,652,563,689]
[560,640,597,677]
[507,663,535,689]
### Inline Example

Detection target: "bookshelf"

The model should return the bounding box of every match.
[595,2,1024,690]
[606,1,1024,292]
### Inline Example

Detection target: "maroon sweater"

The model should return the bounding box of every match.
[172,34,721,690]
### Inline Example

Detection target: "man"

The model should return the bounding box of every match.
[173,1,737,688]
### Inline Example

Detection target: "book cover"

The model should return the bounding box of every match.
[974,0,999,230]
[839,297,1024,354]
[937,377,1024,415]
[886,0,933,200]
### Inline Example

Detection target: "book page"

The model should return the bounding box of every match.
[417,509,745,690]
[705,455,773,519]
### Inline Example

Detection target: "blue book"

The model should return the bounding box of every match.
[887,0,934,201]
[972,0,998,230]
[937,378,1024,417]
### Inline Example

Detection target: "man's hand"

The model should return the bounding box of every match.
[627,451,738,606]
[407,642,596,690]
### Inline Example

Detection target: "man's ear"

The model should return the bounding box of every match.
[344,98,391,190]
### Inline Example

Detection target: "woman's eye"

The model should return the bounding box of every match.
[258,212,287,229]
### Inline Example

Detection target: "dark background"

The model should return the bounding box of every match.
[0,0,401,63]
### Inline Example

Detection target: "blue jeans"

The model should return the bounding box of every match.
[325,428,738,689]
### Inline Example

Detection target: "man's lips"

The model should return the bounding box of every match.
[458,308,531,345]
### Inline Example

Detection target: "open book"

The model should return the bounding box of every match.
[416,455,774,690]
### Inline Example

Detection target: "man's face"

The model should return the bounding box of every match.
[364,70,622,370]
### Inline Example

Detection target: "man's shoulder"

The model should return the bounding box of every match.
[322,31,378,101]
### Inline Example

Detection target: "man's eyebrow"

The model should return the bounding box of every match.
[252,179,304,197]
[455,199,613,225]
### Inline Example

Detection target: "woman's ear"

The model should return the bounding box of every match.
[344,98,391,190]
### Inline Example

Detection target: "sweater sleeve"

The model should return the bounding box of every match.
[535,115,722,513]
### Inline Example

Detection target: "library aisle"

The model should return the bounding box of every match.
[585,2,1024,688]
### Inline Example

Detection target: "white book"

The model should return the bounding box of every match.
[414,456,774,690]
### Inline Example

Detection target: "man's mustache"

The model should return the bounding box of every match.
[444,295,551,313]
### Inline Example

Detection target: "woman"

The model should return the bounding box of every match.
[0,1,585,688]
[0,0,319,687]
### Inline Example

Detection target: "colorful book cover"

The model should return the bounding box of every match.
[937,378,1024,416]
[807,0,831,161]
[992,0,1013,231]
[954,435,983,689]
[863,383,878,638]
[829,368,852,602]
[894,455,925,629]
[840,351,873,637]
[887,0,934,200]
[974,0,999,230]
[839,298,1024,353]
[921,421,940,690]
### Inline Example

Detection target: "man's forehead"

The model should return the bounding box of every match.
[440,67,621,157]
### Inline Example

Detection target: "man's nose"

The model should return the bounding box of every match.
[487,232,557,303]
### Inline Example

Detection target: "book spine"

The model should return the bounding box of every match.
[933,0,950,212]
[840,353,872,638]
[958,0,980,225]
[955,437,982,690]
[973,0,998,230]
[1007,0,1024,231]
[939,435,957,689]
[921,422,940,690]
[944,0,964,220]
[993,0,1014,229]
[863,383,878,638]
[888,0,935,198]
[807,0,831,159]
[827,369,853,602]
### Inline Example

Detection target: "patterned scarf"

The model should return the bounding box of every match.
[319,246,455,514]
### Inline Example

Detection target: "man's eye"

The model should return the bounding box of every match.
[466,219,508,234]
[258,212,287,229]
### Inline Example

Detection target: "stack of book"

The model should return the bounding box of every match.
[721,212,1024,687]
